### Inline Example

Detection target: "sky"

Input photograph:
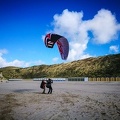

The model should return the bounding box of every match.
[0,0,120,68]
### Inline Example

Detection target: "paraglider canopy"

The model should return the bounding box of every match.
[44,33,69,60]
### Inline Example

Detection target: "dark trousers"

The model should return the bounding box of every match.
[48,86,52,94]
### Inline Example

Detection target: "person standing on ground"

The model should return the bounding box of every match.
[40,80,46,94]
[46,78,53,94]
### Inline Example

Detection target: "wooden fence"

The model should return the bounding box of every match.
[88,77,120,81]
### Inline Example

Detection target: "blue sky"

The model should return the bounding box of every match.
[0,0,120,68]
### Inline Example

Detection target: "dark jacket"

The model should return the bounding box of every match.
[46,79,53,88]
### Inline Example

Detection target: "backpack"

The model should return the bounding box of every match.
[40,81,43,88]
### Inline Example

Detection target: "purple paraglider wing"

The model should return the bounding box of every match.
[56,37,69,60]
[44,33,69,60]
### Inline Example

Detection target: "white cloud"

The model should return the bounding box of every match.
[6,59,30,67]
[0,49,8,56]
[50,9,120,61]
[86,9,120,44]
[109,45,119,53]
[0,49,30,67]
[33,60,45,66]
[0,49,44,68]
[52,57,59,62]
[52,9,90,61]
[53,9,83,36]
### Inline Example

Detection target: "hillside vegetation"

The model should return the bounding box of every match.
[0,54,120,79]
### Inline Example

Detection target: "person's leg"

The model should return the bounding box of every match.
[48,88,50,94]
[42,88,45,94]
[50,87,53,94]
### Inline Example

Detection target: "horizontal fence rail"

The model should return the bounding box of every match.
[8,79,23,81]
[33,77,120,82]
[2,77,119,82]
[88,77,120,81]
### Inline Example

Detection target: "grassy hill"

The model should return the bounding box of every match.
[0,54,120,79]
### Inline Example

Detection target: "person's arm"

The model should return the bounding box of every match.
[51,80,53,83]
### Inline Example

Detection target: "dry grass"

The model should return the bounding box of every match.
[0,54,120,79]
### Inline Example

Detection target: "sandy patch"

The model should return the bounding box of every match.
[0,81,120,120]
